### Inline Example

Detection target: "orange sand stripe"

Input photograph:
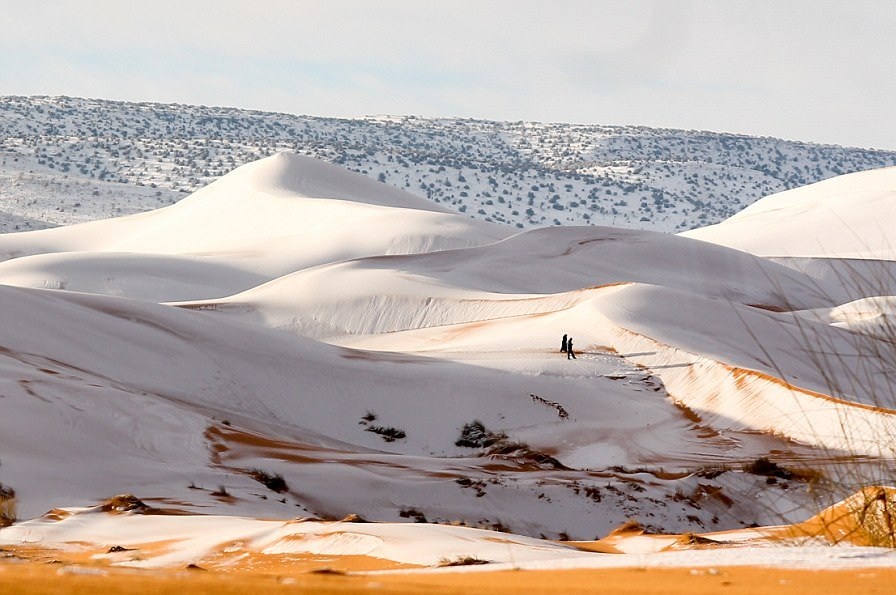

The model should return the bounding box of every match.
[615,326,896,415]
[2,561,895,595]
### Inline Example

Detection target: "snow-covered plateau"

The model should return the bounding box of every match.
[1,126,896,574]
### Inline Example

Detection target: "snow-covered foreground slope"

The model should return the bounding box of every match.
[2,153,896,553]
[5,489,896,573]
[0,280,802,535]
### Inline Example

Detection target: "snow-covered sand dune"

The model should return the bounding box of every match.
[177,224,840,338]
[5,489,896,572]
[682,166,896,259]
[2,152,896,554]
[0,280,787,534]
[0,251,268,301]
[0,153,508,290]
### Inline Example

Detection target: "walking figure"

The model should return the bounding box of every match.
[567,336,576,359]
[561,334,568,353]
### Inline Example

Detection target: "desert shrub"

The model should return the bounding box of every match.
[437,556,489,567]
[737,258,896,542]
[455,420,505,448]
[847,488,896,548]
[399,508,427,523]
[455,477,487,497]
[359,411,405,442]
[743,457,821,484]
[365,425,406,442]
[249,469,289,493]
[530,393,569,419]
[455,421,568,469]
[0,483,15,526]
[485,441,569,470]
[806,487,896,548]
[211,486,230,498]
[694,466,728,479]
[744,457,795,479]
[107,545,133,553]
[99,494,150,514]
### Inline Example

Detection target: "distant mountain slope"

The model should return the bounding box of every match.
[2,95,895,234]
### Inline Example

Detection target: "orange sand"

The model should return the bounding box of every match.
[1,559,895,595]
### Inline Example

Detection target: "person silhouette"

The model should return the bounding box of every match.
[561,334,568,353]
[567,336,576,359]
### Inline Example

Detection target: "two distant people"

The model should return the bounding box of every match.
[560,334,576,360]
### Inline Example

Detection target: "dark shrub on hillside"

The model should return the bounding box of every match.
[455,421,505,448]
[249,469,289,493]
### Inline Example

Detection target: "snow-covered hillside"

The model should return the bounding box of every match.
[2,152,896,548]
[2,95,896,234]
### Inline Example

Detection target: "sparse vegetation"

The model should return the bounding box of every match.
[742,456,820,483]
[107,545,133,553]
[731,258,896,545]
[398,508,427,523]
[484,441,568,470]
[844,488,896,548]
[455,420,505,448]
[364,425,406,442]
[437,555,490,567]
[530,393,569,419]
[4,96,895,235]
[248,469,289,493]
[0,483,15,526]
[455,420,567,470]
[455,477,487,497]
[99,494,150,514]
[359,411,406,442]
[210,486,230,498]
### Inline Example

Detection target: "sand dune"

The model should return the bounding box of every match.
[0,152,508,281]
[4,490,896,573]
[682,166,896,259]
[3,154,896,576]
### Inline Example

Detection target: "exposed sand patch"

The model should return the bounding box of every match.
[2,559,895,595]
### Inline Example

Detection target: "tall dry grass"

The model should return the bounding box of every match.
[0,483,15,527]
[742,256,896,545]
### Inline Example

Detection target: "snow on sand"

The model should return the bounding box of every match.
[2,153,896,573]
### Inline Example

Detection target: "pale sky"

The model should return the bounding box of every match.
[2,0,894,149]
